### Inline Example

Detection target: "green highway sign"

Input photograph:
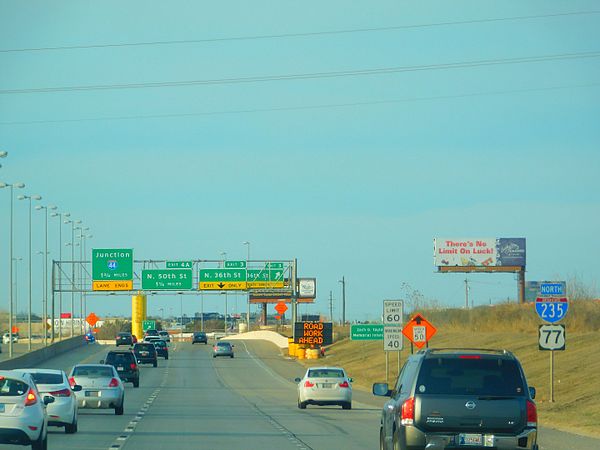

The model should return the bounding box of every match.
[200,268,247,281]
[142,269,193,290]
[224,260,246,268]
[166,261,193,269]
[142,320,156,332]
[92,248,133,281]
[350,324,384,341]
[247,269,283,281]
[267,262,284,269]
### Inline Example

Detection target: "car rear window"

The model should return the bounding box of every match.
[106,353,134,364]
[416,357,526,396]
[0,378,28,396]
[216,342,231,347]
[29,372,63,385]
[308,369,345,378]
[135,344,155,351]
[72,366,114,378]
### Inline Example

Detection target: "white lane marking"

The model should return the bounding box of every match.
[240,341,296,388]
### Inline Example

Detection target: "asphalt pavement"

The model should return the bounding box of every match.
[0,339,597,449]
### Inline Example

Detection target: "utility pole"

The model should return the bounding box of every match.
[339,276,346,325]
[329,290,334,323]
[465,278,469,309]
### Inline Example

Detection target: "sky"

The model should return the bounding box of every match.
[0,1,599,323]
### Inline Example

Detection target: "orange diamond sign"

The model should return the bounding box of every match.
[402,313,437,349]
[274,302,288,315]
[86,313,99,327]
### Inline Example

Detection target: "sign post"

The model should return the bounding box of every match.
[535,282,568,403]
[383,300,404,383]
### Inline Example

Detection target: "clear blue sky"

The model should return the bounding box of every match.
[1,1,599,322]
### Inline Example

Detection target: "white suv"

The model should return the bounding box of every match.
[0,370,54,449]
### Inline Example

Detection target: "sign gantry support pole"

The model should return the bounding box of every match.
[291,258,298,341]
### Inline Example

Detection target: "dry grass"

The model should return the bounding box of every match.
[299,301,600,438]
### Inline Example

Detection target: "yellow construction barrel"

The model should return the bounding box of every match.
[305,348,320,359]
[288,338,297,357]
[296,347,306,359]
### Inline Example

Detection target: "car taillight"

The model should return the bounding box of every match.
[130,363,137,370]
[108,378,120,388]
[400,397,415,425]
[68,377,76,388]
[49,388,71,397]
[339,381,350,388]
[304,380,315,388]
[25,388,37,406]
[459,355,481,359]
[526,400,537,427]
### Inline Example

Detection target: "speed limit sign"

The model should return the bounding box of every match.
[383,300,403,326]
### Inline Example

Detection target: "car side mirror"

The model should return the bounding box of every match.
[373,382,392,397]
[43,395,55,405]
[294,377,301,383]
[72,384,82,392]
[99,360,104,364]
[529,386,536,400]
[348,377,353,383]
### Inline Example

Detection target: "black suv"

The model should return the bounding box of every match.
[102,350,139,387]
[192,332,207,344]
[153,339,169,359]
[115,332,133,347]
[133,343,158,367]
[373,348,538,450]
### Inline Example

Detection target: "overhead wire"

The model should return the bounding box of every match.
[1,51,599,96]
[0,10,598,53]
[1,81,598,126]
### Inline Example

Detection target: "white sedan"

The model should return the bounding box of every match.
[295,366,353,410]
[25,369,80,433]
[69,364,125,415]
[0,370,55,449]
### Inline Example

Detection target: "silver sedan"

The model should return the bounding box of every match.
[296,366,353,410]
[68,364,125,415]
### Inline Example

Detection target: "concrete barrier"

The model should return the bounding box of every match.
[0,336,87,370]
[225,330,289,349]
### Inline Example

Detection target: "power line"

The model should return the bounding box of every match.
[1,51,599,96]
[1,81,597,126]
[1,10,598,54]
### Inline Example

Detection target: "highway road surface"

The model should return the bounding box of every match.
[1,339,598,450]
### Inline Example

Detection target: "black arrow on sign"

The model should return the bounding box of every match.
[414,315,423,325]
[218,283,225,289]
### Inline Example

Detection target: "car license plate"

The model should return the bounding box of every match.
[320,383,333,388]
[141,351,148,356]
[459,434,483,446]
[117,366,124,371]
[0,404,5,413]
[85,391,100,397]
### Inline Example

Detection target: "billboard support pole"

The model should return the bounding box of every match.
[518,268,525,304]
[291,259,298,341]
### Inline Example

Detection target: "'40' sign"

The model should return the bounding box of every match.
[535,297,568,323]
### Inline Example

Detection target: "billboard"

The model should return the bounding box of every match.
[434,238,526,267]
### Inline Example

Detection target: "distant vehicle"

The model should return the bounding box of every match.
[295,367,352,410]
[152,340,169,359]
[115,332,133,347]
[84,332,95,343]
[212,341,234,358]
[144,329,159,338]
[133,343,158,367]
[144,335,161,343]
[69,364,125,415]
[0,370,55,449]
[2,333,18,344]
[373,348,538,450]
[158,330,170,342]
[24,369,80,433]
[192,332,207,344]
[102,350,139,388]
[131,335,138,344]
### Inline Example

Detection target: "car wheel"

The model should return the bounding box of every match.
[379,428,385,450]
[342,402,352,410]
[165,355,169,360]
[153,360,158,367]
[133,379,139,388]
[298,399,307,409]
[31,426,47,450]
[392,428,402,450]
[213,354,216,358]
[115,404,124,415]
[230,354,234,358]
[65,415,78,434]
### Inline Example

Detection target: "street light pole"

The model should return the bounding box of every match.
[0,180,25,357]
[51,211,69,340]
[36,205,56,346]
[339,276,346,325]
[243,241,250,332]
[18,194,42,350]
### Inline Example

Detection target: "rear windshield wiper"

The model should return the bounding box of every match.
[477,396,518,400]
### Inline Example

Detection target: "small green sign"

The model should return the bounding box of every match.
[166,261,193,269]
[247,269,283,281]
[224,260,246,268]
[200,268,247,282]
[350,324,384,341]
[142,320,156,332]
[92,248,133,281]
[267,262,284,269]
[142,269,193,290]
